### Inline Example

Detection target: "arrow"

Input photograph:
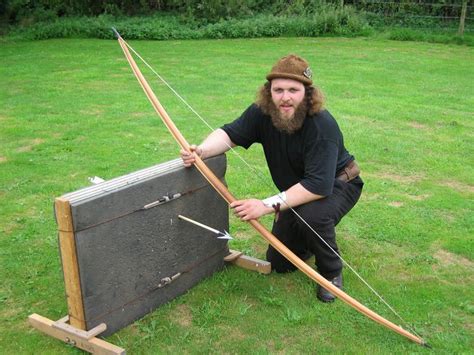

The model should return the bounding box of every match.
[178,215,233,240]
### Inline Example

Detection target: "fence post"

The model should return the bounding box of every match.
[458,0,468,35]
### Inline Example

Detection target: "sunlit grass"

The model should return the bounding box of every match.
[0,37,472,353]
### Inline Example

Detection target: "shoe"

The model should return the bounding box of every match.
[317,273,343,303]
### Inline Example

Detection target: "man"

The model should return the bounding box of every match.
[181,54,363,302]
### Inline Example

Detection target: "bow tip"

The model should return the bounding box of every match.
[111,27,120,39]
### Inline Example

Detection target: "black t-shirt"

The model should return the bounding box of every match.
[221,104,354,196]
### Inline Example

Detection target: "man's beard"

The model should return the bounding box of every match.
[268,99,308,134]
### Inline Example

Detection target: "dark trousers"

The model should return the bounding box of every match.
[266,176,363,279]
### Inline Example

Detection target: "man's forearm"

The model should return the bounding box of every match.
[255,183,323,220]
[278,183,324,210]
[199,128,235,159]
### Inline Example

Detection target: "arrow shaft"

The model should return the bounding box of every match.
[178,215,221,235]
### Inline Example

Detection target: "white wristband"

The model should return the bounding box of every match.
[262,192,287,209]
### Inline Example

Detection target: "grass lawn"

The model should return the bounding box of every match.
[0,36,473,353]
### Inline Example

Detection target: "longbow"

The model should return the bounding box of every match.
[113,29,427,347]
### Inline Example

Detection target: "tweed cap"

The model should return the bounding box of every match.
[266,54,313,85]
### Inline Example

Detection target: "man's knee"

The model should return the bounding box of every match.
[266,247,298,273]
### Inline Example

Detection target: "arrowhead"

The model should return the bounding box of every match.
[217,230,233,240]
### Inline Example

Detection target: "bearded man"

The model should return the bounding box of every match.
[181,54,363,302]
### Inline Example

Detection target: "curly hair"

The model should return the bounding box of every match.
[255,81,325,116]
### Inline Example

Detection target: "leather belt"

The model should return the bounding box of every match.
[336,160,360,183]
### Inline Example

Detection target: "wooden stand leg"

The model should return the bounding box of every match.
[28,314,125,354]
[224,249,271,274]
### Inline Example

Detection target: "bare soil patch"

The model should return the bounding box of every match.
[438,180,474,194]
[388,201,404,208]
[233,230,253,240]
[364,170,424,184]
[16,138,44,153]
[408,121,430,130]
[434,249,473,268]
[360,192,381,201]
[348,115,372,122]
[172,304,193,327]
[406,193,431,201]
[440,212,456,223]
[79,107,105,116]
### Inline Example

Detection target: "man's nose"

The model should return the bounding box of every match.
[282,90,290,100]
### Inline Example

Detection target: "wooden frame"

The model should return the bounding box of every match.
[28,314,125,354]
[224,249,271,274]
[29,249,270,354]
[28,198,125,353]
[28,158,271,353]
[55,198,85,330]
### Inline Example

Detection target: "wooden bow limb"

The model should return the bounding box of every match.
[114,31,427,347]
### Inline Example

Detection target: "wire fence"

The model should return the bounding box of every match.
[346,0,473,32]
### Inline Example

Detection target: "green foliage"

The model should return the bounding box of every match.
[3,0,471,29]
[2,0,166,23]
[165,0,260,23]
[3,0,472,41]
[3,0,343,26]
[7,8,372,41]
[8,11,473,46]
[382,27,474,46]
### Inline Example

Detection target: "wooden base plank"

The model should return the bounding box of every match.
[225,249,271,274]
[52,316,107,340]
[28,314,125,354]
[223,250,243,262]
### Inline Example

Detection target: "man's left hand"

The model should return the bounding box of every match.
[230,199,273,221]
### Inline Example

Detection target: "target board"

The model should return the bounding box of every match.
[55,155,229,336]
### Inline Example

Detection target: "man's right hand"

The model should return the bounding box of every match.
[180,145,203,167]
[180,128,235,167]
